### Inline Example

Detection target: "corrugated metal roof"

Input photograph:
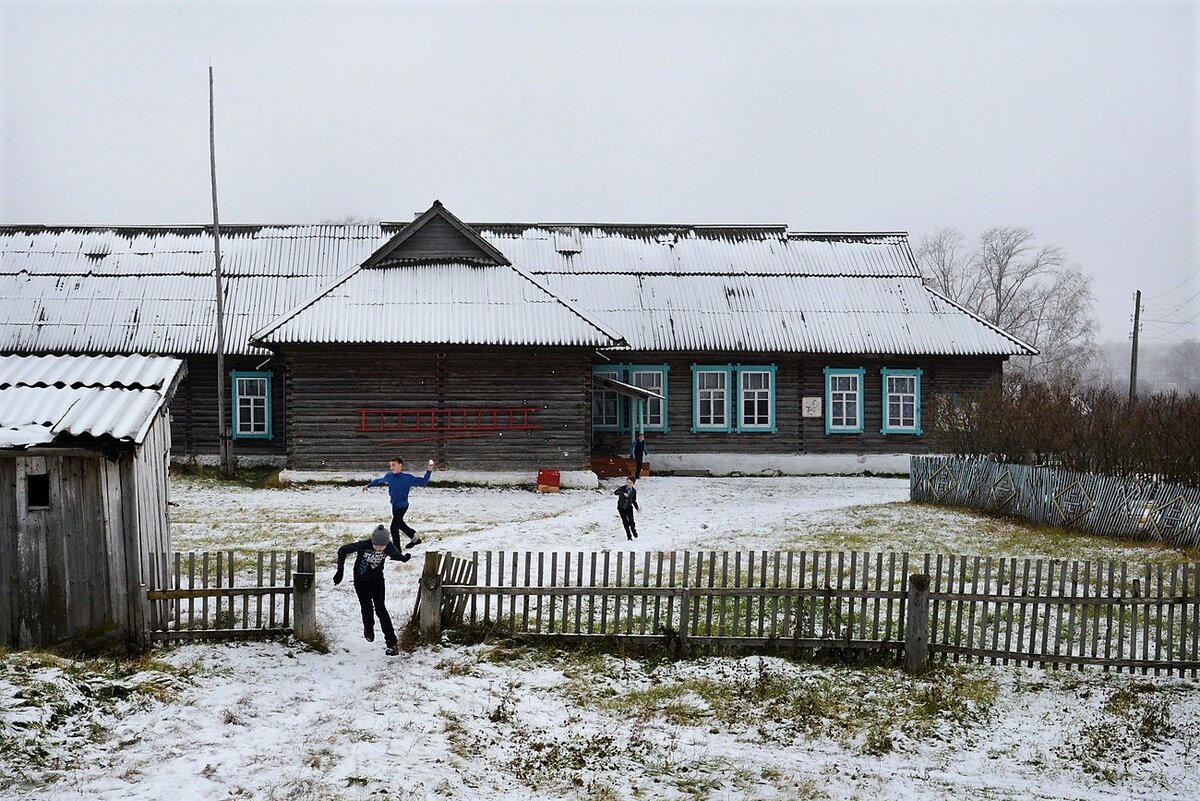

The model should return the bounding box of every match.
[0,352,183,389]
[0,220,1029,357]
[474,226,920,277]
[537,274,1033,356]
[0,225,392,355]
[0,354,185,447]
[254,262,620,347]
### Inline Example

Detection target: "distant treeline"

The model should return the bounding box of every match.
[932,377,1200,489]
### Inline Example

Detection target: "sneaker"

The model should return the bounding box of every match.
[405,537,422,549]
[385,646,399,656]
[364,627,375,642]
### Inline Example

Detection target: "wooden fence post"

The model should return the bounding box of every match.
[905,574,930,674]
[420,551,443,640]
[293,551,316,642]
[677,586,690,656]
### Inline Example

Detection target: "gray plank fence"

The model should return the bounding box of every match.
[146,550,316,644]
[416,549,1200,676]
[911,456,1200,547]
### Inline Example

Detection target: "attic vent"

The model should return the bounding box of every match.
[553,228,582,254]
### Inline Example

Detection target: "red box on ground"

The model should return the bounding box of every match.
[536,469,560,491]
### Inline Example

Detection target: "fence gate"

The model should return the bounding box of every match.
[146,550,315,643]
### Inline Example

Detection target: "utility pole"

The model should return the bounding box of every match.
[209,66,234,479]
[1128,289,1141,401]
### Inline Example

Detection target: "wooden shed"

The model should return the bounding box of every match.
[0,354,185,652]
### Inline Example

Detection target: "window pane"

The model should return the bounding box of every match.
[593,371,621,427]
[632,371,665,428]
[234,373,271,436]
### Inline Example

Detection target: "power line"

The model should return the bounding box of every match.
[1146,271,1200,301]
[1146,287,1200,318]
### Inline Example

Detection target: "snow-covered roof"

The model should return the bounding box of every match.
[474,225,921,277]
[252,261,621,347]
[0,209,1033,357]
[0,354,185,448]
[537,273,1034,356]
[0,225,389,355]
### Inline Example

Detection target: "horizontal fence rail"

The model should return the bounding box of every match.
[912,455,1200,547]
[146,550,299,643]
[418,550,1200,676]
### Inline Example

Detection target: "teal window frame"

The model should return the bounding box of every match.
[231,371,273,440]
[591,366,624,432]
[881,368,923,435]
[627,364,669,433]
[734,364,777,433]
[824,367,865,435]
[691,365,733,432]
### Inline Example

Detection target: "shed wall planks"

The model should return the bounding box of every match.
[0,460,17,646]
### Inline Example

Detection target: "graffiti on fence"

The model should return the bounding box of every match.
[912,457,1200,547]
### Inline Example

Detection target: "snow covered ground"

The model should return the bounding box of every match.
[3,475,1199,800]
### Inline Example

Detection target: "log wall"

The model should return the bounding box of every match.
[592,352,1004,457]
[281,345,593,471]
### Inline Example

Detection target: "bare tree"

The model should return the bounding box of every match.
[1166,339,1200,392]
[914,226,1097,385]
[914,227,978,302]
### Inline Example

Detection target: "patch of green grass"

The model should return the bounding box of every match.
[565,657,998,752]
[171,464,283,489]
[439,708,483,760]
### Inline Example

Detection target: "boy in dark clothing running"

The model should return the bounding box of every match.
[631,433,648,478]
[615,476,640,540]
[334,525,410,656]
[363,456,434,550]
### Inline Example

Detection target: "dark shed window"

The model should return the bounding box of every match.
[27,473,50,509]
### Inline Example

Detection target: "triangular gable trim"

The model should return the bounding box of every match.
[361,200,511,268]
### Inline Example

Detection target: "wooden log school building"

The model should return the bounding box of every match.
[0,354,184,651]
[0,202,1033,475]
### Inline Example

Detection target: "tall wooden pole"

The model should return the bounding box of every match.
[209,66,233,478]
[1129,289,1141,401]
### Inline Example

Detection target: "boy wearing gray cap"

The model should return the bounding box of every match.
[334,525,411,655]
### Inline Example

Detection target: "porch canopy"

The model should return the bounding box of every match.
[593,374,664,402]
[593,374,664,449]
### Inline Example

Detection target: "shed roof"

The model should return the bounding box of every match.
[0,354,186,448]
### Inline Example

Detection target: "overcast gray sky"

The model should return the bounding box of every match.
[2,0,1196,344]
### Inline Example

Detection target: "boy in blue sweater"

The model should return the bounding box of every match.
[363,456,435,550]
[334,525,410,656]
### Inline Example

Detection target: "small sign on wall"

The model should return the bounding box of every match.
[802,397,822,418]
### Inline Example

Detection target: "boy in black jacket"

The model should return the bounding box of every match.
[334,525,410,655]
[614,477,639,540]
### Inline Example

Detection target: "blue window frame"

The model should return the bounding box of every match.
[735,365,777,432]
[593,364,670,433]
[824,367,864,435]
[691,364,778,434]
[691,365,732,432]
[591,366,623,431]
[881,368,922,435]
[231,371,273,440]
[627,364,669,433]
